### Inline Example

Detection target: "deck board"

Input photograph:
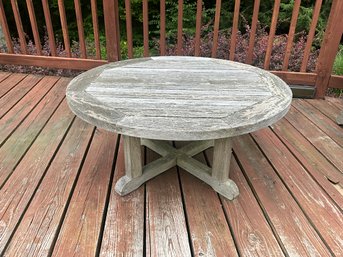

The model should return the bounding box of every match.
[0,74,42,117]
[99,141,145,257]
[0,73,27,98]
[233,135,332,257]
[0,73,342,256]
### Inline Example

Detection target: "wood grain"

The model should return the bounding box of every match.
[2,118,93,257]
[0,72,10,83]
[270,118,343,207]
[176,141,239,257]
[58,0,71,57]
[0,76,59,144]
[125,0,133,59]
[74,0,87,58]
[301,0,323,72]
[160,0,166,55]
[91,0,101,59]
[0,78,69,186]
[0,53,107,70]
[211,0,222,58]
[0,73,342,256]
[252,128,343,255]
[0,100,75,255]
[264,0,280,70]
[143,0,149,57]
[177,0,183,55]
[145,148,192,257]
[328,75,343,89]
[314,0,343,98]
[282,0,300,70]
[286,106,343,173]
[67,56,292,141]
[271,71,317,85]
[0,0,14,53]
[26,0,42,55]
[10,0,27,54]
[99,139,144,257]
[41,0,56,56]
[194,0,202,56]
[0,74,43,118]
[233,134,332,257]
[205,148,286,257]
[51,129,117,257]
[305,98,341,122]
[326,97,343,110]
[103,0,119,61]
[229,0,240,60]
[292,99,343,147]
[0,73,27,98]
[246,0,260,64]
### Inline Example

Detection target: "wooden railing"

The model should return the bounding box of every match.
[0,0,342,98]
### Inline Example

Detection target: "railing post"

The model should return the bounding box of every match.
[314,0,343,98]
[103,0,120,61]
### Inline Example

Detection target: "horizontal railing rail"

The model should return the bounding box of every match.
[0,0,342,98]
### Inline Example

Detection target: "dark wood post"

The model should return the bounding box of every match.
[103,0,120,61]
[314,0,343,98]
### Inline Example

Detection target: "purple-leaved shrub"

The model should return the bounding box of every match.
[162,23,319,72]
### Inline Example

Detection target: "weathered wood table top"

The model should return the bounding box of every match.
[66,56,292,141]
[66,56,292,200]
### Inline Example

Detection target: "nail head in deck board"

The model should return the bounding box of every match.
[0,73,27,98]
[3,118,94,257]
[286,106,343,173]
[0,79,69,186]
[0,76,59,144]
[66,56,292,141]
[146,149,192,257]
[51,129,117,257]
[252,128,343,255]
[271,118,343,192]
[233,135,332,257]
[0,100,74,254]
[292,99,343,147]
[100,140,144,257]
[0,74,43,117]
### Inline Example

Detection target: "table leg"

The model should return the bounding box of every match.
[115,135,143,195]
[115,135,176,196]
[115,136,239,200]
[211,137,239,199]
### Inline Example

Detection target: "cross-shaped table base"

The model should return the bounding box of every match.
[115,135,239,200]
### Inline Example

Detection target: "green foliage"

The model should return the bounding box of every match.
[333,45,343,75]
[1,0,336,55]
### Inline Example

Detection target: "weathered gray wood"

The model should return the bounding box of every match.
[115,154,176,196]
[116,137,239,199]
[212,137,232,181]
[66,56,292,141]
[337,111,343,125]
[68,56,292,199]
[123,135,142,178]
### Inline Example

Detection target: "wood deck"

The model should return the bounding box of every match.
[0,72,342,257]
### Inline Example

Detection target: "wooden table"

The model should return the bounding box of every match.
[66,56,292,200]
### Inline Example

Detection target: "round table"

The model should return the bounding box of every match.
[66,56,292,200]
